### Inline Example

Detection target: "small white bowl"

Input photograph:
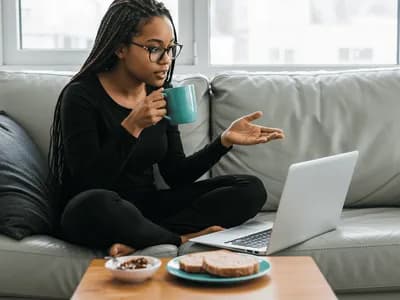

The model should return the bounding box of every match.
[105,255,161,283]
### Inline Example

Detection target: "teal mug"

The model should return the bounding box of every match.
[163,84,197,124]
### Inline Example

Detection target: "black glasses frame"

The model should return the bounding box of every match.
[130,41,183,62]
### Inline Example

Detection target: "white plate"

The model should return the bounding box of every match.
[166,254,271,283]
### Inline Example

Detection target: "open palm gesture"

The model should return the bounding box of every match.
[221,111,284,147]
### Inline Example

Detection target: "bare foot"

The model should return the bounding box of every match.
[109,243,135,257]
[180,225,225,244]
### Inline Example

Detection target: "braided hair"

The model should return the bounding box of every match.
[47,0,178,201]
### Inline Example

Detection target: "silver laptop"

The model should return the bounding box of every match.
[190,151,359,255]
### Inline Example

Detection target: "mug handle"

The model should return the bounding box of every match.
[162,92,171,120]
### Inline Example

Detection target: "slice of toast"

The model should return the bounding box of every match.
[202,251,259,277]
[179,250,229,273]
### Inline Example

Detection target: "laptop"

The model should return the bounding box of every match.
[190,151,359,255]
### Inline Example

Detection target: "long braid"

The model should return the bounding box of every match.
[47,0,178,206]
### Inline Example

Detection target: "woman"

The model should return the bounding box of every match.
[48,0,284,257]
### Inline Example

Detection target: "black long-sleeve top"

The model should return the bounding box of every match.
[60,75,231,204]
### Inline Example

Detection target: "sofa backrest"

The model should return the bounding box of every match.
[3,69,400,209]
[171,74,211,158]
[0,71,70,157]
[154,74,211,187]
[211,68,400,210]
[0,71,210,159]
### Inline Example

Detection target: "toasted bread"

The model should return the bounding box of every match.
[179,250,229,273]
[202,251,259,277]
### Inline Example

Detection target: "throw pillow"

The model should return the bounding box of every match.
[0,111,53,239]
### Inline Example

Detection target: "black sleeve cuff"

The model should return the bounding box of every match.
[210,134,233,155]
[115,124,139,148]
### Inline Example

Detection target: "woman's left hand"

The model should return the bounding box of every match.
[221,111,285,148]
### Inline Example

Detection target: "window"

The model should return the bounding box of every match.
[2,0,190,66]
[210,0,397,65]
[0,0,399,69]
[19,0,179,50]
[19,0,111,50]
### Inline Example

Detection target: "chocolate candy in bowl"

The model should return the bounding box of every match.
[105,255,161,283]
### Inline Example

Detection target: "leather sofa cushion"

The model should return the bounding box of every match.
[0,71,211,163]
[0,71,71,158]
[0,111,54,239]
[154,75,212,188]
[0,72,211,190]
[173,74,211,158]
[211,68,400,210]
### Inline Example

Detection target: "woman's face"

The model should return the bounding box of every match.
[118,16,175,87]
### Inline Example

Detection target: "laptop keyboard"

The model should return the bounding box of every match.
[225,229,272,248]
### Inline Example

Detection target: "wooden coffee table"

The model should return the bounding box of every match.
[72,256,337,300]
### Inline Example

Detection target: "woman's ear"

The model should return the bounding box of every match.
[115,44,128,59]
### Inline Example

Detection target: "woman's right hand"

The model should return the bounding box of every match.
[121,88,167,137]
[180,225,225,244]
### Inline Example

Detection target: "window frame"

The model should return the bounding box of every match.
[2,0,87,65]
[0,0,400,73]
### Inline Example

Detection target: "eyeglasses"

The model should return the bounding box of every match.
[130,41,183,63]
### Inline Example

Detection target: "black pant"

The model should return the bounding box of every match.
[61,175,267,250]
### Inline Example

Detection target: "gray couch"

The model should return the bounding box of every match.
[1,68,400,300]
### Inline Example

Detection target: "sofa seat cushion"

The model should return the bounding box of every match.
[277,207,400,293]
[0,234,178,299]
[277,207,400,292]
[0,111,54,240]
[179,208,400,293]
